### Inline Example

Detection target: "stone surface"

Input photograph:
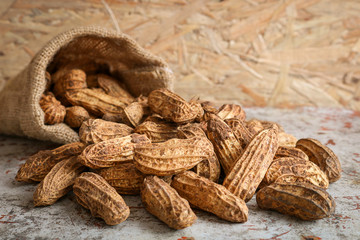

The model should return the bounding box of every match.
[0,107,359,239]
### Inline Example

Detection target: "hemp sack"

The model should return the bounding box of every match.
[0,27,174,144]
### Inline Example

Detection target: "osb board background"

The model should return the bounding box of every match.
[1,0,360,110]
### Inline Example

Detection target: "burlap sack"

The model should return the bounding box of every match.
[0,27,174,144]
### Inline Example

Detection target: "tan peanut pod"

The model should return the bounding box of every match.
[73,172,130,225]
[97,74,134,102]
[134,137,213,176]
[122,102,145,127]
[278,132,297,147]
[259,120,284,133]
[225,118,254,148]
[217,104,246,121]
[256,182,335,220]
[177,123,207,139]
[96,163,145,195]
[53,69,87,105]
[33,156,86,206]
[135,95,151,117]
[65,106,91,128]
[189,100,204,122]
[200,101,218,114]
[65,88,127,117]
[148,88,199,124]
[134,120,178,143]
[261,157,329,189]
[78,134,150,169]
[79,119,133,144]
[296,138,341,183]
[101,113,124,123]
[39,93,66,125]
[275,146,309,161]
[206,114,243,175]
[171,171,248,223]
[141,176,197,229]
[223,127,279,202]
[193,153,221,183]
[245,119,264,135]
[15,142,86,182]
[160,175,173,185]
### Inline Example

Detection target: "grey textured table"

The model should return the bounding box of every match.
[1,107,359,240]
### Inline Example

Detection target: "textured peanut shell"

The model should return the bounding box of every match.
[259,120,284,133]
[65,106,91,128]
[73,172,130,225]
[78,134,150,169]
[245,119,264,135]
[97,74,134,103]
[97,163,145,195]
[171,171,248,223]
[278,132,297,147]
[65,88,127,117]
[223,128,279,202]
[261,157,329,189]
[134,120,178,143]
[225,118,254,148]
[141,176,197,229]
[256,182,335,220]
[123,102,145,127]
[134,137,213,176]
[177,123,207,139]
[275,146,309,161]
[193,153,221,183]
[79,119,133,144]
[206,114,243,175]
[148,88,198,124]
[189,100,204,122]
[33,156,85,206]
[53,69,87,105]
[296,138,341,183]
[15,142,86,182]
[40,93,66,125]
[217,104,246,121]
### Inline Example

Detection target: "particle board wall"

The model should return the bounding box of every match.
[1,0,359,110]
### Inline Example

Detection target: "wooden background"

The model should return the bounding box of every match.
[1,0,360,110]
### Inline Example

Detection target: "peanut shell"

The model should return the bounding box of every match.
[15,142,85,182]
[171,171,248,223]
[40,93,66,125]
[296,138,341,183]
[223,127,278,202]
[65,88,127,117]
[73,172,130,225]
[78,134,150,169]
[134,120,178,143]
[217,104,246,121]
[256,182,335,220]
[261,157,329,189]
[141,176,197,229]
[148,88,199,124]
[206,114,243,175]
[275,146,309,161]
[79,119,133,144]
[65,106,91,128]
[134,137,213,176]
[97,163,145,195]
[33,156,85,206]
